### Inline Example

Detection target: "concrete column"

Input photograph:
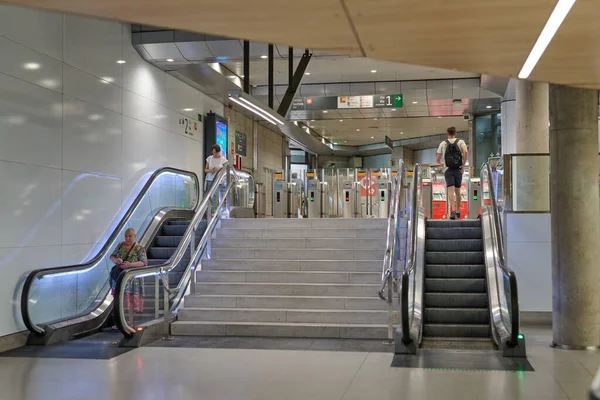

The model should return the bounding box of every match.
[502,79,550,210]
[549,84,600,348]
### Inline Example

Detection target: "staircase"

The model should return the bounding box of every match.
[422,219,492,348]
[171,218,389,339]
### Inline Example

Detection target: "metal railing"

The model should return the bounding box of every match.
[399,164,425,347]
[114,164,242,337]
[21,167,199,337]
[378,160,404,340]
[481,162,520,349]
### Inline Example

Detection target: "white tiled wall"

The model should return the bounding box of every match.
[0,5,223,337]
[506,213,552,312]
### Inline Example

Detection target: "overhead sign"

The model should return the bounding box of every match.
[384,135,394,149]
[291,94,403,111]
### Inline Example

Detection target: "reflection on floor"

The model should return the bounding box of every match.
[0,324,596,400]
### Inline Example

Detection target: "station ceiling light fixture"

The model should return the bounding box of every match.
[23,62,41,70]
[371,136,375,139]
[182,108,194,112]
[228,92,284,126]
[117,60,126,64]
[323,110,328,113]
[390,109,396,112]
[412,101,418,104]
[518,0,576,79]
[339,119,343,122]
[486,105,492,109]
[371,69,377,73]
[260,55,268,59]
[166,58,174,62]
[356,128,360,131]
[305,72,311,75]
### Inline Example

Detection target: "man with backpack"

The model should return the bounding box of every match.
[436,126,469,220]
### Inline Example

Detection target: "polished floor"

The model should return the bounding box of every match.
[0,324,596,400]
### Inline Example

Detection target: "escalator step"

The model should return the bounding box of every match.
[425,293,488,308]
[426,227,482,240]
[162,225,188,236]
[425,278,486,293]
[423,323,491,338]
[426,239,483,252]
[424,308,490,324]
[425,251,484,265]
[426,264,486,279]
[155,235,183,247]
[426,219,481,228]
[168,221,191,226]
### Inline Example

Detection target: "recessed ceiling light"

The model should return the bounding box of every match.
[371,136,375,139]
[339,119,343,122]
[400,132,404,135]
[101,77,114,83]
[437,116,442,118]
[371,69,377,73]
[305,72,311,75]
[412,101,418,104]
[166,58,174,62]
[356,129,360,131]
[518,0,576,79]
[310,119,315,122]
[344,141,348,143]
[117,60,126,64]
[391,109,396,112]
[486,105,492,109]
[183,108,194,112]
[23,62,41,70]
[334,142,338,145]
[260,55,268,59]
[374,118,378,120]
[323,111,328,113]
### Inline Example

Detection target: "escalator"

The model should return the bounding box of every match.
[18,165,253,352]
[380,161,526,357]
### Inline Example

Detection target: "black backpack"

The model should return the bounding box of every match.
[444,139,463,169]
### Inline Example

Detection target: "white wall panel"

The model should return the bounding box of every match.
[63,64,121,114]
[0,73,63,168]
[0,161,62,248]
[62,96,122,177]
[0,245,62,336]
[0,5,63,61]
[63,15,123,87]
[0,36,62,92]
[61,244,97,266]
[61,170,122,245]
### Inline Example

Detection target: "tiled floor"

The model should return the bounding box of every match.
[0,324,596,400]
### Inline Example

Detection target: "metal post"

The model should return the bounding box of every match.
[268,43,274,108]
[243,40,250,94]
[190,230,196,287]
[154,275,159,319]
[387,274,394,342]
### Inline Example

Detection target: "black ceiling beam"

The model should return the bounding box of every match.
[243,40,250,94]
[277,49,312,117]
[268,44,274,108]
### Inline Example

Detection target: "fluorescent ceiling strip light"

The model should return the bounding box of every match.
[237,96,285,125]
[228,96,279,125]
[518,0,576,79]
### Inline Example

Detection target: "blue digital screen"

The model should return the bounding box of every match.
[215,121,227,158]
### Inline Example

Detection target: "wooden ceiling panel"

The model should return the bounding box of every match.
[530,0,600,88]
[344,0,557,79]
[1,0,361,55]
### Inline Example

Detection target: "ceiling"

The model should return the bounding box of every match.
[6,0,600,89]
[308,116,469,146]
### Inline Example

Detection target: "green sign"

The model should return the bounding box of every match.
[291,94,403,111]
[235,131,247,156]
[384,135,394,149]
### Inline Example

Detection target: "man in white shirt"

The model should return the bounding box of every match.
[204,144,228,215]
[436,127,468,220]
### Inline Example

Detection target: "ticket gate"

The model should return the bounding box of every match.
[376,178,392,218]
[272,172,288,218]
[341,180,357,218]
[421,179,433,218]
[469,178,482,218]
[307,178,322,218]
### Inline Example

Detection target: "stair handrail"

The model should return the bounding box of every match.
[480,162,520,348]
[21,167,200,336]
[400,163,425,346]
[378,160,404,300]
[114,165,241,336]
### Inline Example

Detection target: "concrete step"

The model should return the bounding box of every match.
[171,321,389,339]
[178,308,390,324]
[211,248,384,261]
[196,270,381,284]
[194,282,379,297]
[216,228,387,239]
[201,259,382,272]
[220,218,387,230]
[210,238,386,250]
[183,295,388,310]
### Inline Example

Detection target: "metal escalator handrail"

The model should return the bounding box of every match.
[480,162,519,347]
[114,164,239,336]
[400,163,423,345]
[21,167,199,336]
[378,160,404,300]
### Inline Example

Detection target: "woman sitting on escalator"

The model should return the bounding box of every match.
[109,228,148,326]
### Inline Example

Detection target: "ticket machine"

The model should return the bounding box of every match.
[468,178,482,219]
[341,180,356,218]
[306,172,321,219]
[272,171,288,218]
